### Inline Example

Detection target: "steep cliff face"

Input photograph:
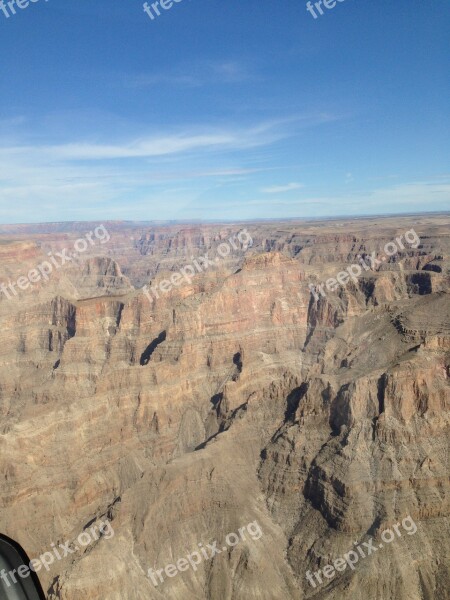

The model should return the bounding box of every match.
[0,216,448,600]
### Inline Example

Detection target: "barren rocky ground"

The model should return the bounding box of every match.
[0,214,448,599]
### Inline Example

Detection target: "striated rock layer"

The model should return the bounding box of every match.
[0,215,448,599]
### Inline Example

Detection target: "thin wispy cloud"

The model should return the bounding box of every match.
[127,60,253,88]
[127,73,200,88]
[261,182,304,194]
[0,112,334,166]
[345,172,354,184]
[0,120,296,162]
[208,61,252,83]
[1,106,445,223]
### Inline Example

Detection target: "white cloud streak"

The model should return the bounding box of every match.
[261,182,304,194]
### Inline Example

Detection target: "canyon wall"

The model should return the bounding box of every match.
[0,215,448,599]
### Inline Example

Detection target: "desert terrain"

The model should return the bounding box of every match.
[0,214,448,599]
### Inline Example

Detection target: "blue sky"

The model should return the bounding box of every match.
[0,0,449,223]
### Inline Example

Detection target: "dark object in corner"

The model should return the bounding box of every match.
[0,534,46,599]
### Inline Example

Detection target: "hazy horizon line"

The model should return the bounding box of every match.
[0,210,449,230]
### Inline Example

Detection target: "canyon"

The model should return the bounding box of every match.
[0,214,448,599]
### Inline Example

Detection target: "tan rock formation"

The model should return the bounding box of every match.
[0,215,448,599]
